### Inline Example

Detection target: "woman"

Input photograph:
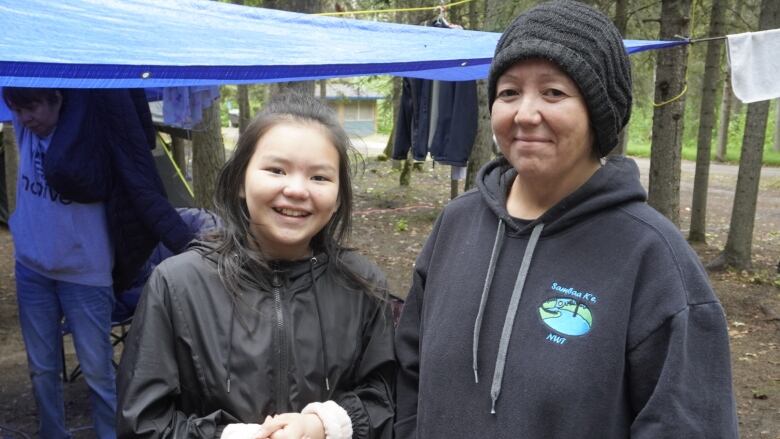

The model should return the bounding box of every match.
[117,92,395,439]
[395,2,738,438]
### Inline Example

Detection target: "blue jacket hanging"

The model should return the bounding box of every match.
[391,77,478,167]
[44,88,194,291]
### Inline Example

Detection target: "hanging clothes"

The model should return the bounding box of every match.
[392,77,478,166]
[392,20,478,167]
[727,28,780,103]
[162,86,221,129]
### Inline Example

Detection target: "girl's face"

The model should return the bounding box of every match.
[241,122,340,261]
[491,58,597,187]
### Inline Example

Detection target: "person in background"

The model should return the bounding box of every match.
[117,92,395,439]
[2,86,193,439]
[394,2,738,438]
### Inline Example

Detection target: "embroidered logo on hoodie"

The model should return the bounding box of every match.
[539,298,593,337]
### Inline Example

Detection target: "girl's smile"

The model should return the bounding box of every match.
[241,122,340,260]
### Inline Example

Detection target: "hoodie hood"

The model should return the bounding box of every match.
[476,155,647,235]
[190,239,328,291]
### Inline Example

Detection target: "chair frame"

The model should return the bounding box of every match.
[60,317,132,383]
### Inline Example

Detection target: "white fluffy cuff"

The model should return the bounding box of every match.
[220,423,264,439]
[302,400,353,439]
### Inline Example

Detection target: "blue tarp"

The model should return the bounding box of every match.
[0,0,687,120]
[0,0,686,87]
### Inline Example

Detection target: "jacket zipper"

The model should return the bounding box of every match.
[272,271,288,412]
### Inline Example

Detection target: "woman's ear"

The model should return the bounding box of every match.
[53,90,64,112]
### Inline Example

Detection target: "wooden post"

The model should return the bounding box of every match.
[3,123,17,213]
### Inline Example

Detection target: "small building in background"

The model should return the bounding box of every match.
[323,83,382,136]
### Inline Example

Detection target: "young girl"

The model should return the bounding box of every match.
[117,92,395,439]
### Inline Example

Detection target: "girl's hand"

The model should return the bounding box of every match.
[259,413,325,439]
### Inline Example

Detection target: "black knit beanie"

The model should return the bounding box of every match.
[488,0,632,157]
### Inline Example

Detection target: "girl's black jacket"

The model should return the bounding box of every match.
[117,242,395,438]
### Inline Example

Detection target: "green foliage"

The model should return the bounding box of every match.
[376,99,394,134]
[395,218,408,232]
[626,103,780,166]
[219,100,230,127]
[212,0,780,171]
[219,84,268,128]
[619,0,776,165]
[363,76,394,134]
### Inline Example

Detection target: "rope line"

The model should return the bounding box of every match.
[653,0,697,107]
[316,0,473,17]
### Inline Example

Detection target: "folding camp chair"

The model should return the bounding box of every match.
[60,319,132,383]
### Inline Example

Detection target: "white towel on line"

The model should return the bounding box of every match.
[727,28,780,103]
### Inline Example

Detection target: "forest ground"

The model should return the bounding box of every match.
[0,139,778,437]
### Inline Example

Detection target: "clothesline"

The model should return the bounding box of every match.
[317,0,473,17]
[687,35,729,44]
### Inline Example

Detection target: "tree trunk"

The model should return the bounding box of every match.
[689,0,727,243]
[774,98,780,152]
[732,90,743,116]
[383,128,395,160]
[237,85,251,134]
[714,100,771,269]
[647,0,692,227]
[465,0,504,191]
[715,69,732,162]
[607,0,630,158]
[171,136,189,177]
[383,77,402,159]
[2,123,17,213]
[468,0,478,29]
[270,81,316,97]
[191,100,225,209]
[614,0,629,37]
[400,153,413,186]
[390,0,416,177]
[712,0,779,270]
[466,79,495,191]
[610,128,629,156]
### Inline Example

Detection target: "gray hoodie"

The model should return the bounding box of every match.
[395,156,738,438]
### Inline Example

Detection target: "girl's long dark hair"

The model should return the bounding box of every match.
[210,91,381,299]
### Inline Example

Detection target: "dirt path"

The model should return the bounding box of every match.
[0,155,778,437]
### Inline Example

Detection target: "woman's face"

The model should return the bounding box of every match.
[491,58,597,186]
[9,93,62,138]
[241,122,340,261]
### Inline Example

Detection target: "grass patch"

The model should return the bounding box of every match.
[626,104,780,166]
[626,142,780,166]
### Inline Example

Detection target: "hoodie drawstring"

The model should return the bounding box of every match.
[309,257,331,398]
[473,220,506,384]
[472,220,545,414]
[489,223,543,414]
[226,299,235,393]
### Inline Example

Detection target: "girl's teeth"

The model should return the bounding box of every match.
[278,208,306,217]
